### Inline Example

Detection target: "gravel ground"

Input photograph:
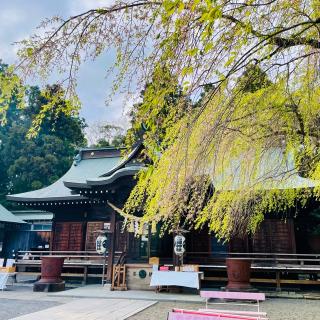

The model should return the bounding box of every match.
[0,298,61,320]
[1,285,320,320]
[128,298,320,320]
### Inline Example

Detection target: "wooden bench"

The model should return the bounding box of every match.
[199,291,267,319]
[168,309,267,320]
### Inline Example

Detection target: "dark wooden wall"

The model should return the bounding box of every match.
[85,221,104,251]
[252,218,296,253]
[50,204,109,251]
[51,206,130,253]
[52,222,84,251]
[49,201,297,255]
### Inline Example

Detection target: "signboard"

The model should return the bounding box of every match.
[103,223,111,231]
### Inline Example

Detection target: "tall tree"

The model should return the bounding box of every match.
[125,66,189,157]
[14,1,320,238]
[0,64,86,206]
[86,123,125,148]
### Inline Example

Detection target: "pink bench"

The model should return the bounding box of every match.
[199,291,267,319]
[168,309,266,320]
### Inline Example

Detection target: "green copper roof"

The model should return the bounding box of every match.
[11,210,53,221]
[0,205,26,223]
[212,148,320,191]
[7,149,123,202]
[86,165,145,186]
[64,144,144,189]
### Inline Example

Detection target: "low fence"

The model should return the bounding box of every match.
[185,252,320,290]
[14,251,320,290]
[14,250,123,284]
[185,252,320,266]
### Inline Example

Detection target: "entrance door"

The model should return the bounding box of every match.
[52,222,84,251]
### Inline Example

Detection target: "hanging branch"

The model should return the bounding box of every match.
[107,200,142,221]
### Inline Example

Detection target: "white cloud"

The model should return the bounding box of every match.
[68,0,115,15]
[0,7,30,62]
[0,0,134,128]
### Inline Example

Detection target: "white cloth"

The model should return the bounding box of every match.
[150,271,201,289]
[5,259,15,267]
[0,273,9,291]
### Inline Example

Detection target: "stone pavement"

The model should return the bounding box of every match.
[0,298,61,320]
[50,284,204,302]
[0,285,73,303]
[2,284,320,320]
[11,298,157,320]
[50,284,315,301]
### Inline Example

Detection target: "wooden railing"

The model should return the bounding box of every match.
[184,252,320,290]
[15,250,123,260]
[185,252,320,267]
[14,250,123,284]
[14,250,320,290]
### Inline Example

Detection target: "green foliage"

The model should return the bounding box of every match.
[88,123,125,148]
[15,1,320,238]
[125,65,190,161]
[125,66,320,239]
[93,134,125,148]
[0,63,24,125]
[0,64,86,206]
[237,65,272,93]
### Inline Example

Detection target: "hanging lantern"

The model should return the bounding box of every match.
[151,221,157,234]
[96,235,108,254]
[174,234,186,256]
[128,220,135,233]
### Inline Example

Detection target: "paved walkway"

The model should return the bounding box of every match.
[50,284,315,301]
[50,284,204,302]
[11,298,156,320]
[0,298,61,320]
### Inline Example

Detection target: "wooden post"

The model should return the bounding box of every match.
[50,221,55,251]
[147,225,151,259]
[83,265,88,285]
[276,271,281,292]
[106,209,116,283]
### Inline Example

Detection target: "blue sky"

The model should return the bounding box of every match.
[0,0,130,129]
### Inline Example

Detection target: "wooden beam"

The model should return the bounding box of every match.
[106,209,116,283]
[204,276,320,286]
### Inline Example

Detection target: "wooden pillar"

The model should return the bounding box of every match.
[106,209,116,283]
[50,221,55,251]
[276,271,281,292]
[83,266,88,285]
[147,225,151,259]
